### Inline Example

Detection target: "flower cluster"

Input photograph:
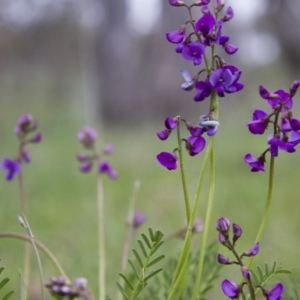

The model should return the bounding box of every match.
[1,114,41,181]
[166,0,243,102]
[245,81,300,171]
[216,217,284,299]
[156,115,219,170]
[76,126,117,179]
[45,276,92,299]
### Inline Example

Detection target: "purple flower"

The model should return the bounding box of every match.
[244,153,265,172]
[103,143,114,154]
[290,80,300,97]
[247,109,269,134]
[288,130,300,147]
[215,22,238,55]
[232,223,242,243]
[198,114,219,136]
[180,70,195,91]
[181,42,205,66]
[98,161,118,179]
[77,153,89,162]
[263,283,284,300]
[77,126,97,149]
[80,162,93,173]
[221,279,240,298]
[281,117,300,132]
[260,86,293,111]
[169,0,184,6]
[195,14,215,35]
[242,266,251,281]
[14,114,38,138]
[186,135,206,156]
[218,232,227,244]
[193,81,212,101]
[156,152,178,170]
[243,242,260,257]
[165,117,178,130]
[217,254,233,265]
[166,28,186,44]
[1,158,22,181]
[222,6,234,22]
[216,217,230,232]
[21,148,30,163]
[132,211,147,229]
[157,129,170,141]
[268,133,296,157]
[209,66,243,97]
[30,133,42,143]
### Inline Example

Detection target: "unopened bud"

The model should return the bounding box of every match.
[217,254,233,265]
[242,266,251,281]
[216,217,230,233]
[232,223,242,244]
[169,0,185,6]
[242,242,260,257]
[290,80,300,97]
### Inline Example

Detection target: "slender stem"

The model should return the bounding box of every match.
[247,155,275,270]
[0,232,69,280]
[191,142,215,300]
[176,118,190,222]
[96,173,106,300]
[167,140,212,300]
[19,215,45,300]
[17,165,31,294]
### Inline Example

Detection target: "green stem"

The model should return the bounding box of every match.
[0,232,69,280]
[247,155,275,270]
[167,140,212,300]
[176,118,190,222]
[96,173,106,300]
[191,142,215,300]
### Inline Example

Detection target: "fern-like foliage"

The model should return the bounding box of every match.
[145,241,222,300]
[116,228,165,300]
[250,262,291,287]
[0,261,14,300]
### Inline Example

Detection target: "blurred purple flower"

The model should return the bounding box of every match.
[98,161,118,179]
[268,133,296,157]
[222,6,234,22]
[21,148,31,163]
[217,254,233,265]
[242,266,251,281]
[30,133,42,143]
[166,28,186,44]
[79,162,93,173]
[156,152,178,170]
[221,279,240,298]
[104,143,114,154]
[77,126,97,149]
[14,114,38,138]
[244,153,265,172]
[216,217,230,232]
[132,211,147,229]
[1,158,21,181]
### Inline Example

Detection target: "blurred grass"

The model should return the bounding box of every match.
[1,81,300,299]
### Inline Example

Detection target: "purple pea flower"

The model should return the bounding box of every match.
[98,161,118,179]
[193,81,212,102]
[209,66,243,97]
[181,42,205,66]
[244,153,265,172]
[263,283,284,300]
[195,13,215,35]
[132,211,147,229]
[222,6,234,22]
[215,22,238,55]
[180,70,195,91]
[186,130,206,156]
[77,126,97,149]
[165,117,178,130]
[243,242,260,257]
[247,109,269,134]
[281,116,300,132]
[157,129,170,141]
[166,27,186,44]
[268,133,296,157]
[260,86,293,111]
[1,158,22,181]
[156,152,178,170]
[221,279,240,298]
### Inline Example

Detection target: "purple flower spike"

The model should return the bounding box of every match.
[180,70,195,91]
[221,279,240,298]
[216,217,230,232]
[247,109,268,134]
[77,126,97,149]
[1,158,22,181]
[166,28,186,44]
[157,129,170,141]
[181,42,205,66]
[244,153,265,172]
[156,152,178,170]
[132,211,147,229]
[98,161,118,179]
[243,242,260,257]
[222,6,234,22]
[264,283,284,300]
[165,117,178,130]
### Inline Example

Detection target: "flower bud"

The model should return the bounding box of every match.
[165,117,178,130]
[214,0,225,13]
[218,232,227,245]
[14,114,38,138]
[21,148,30,163]
[232,223,242,243]
[217,254,233,265]
[30,133,42,143]
[127,211,147,230]
[157,129,170,141]
[77,126,97,149]
[242,242,260,257]
[222,6,234,22]
[103,143,114,154]
[169,0,185,6]
[290,80,300,97]
[216,217,230,233]
[241,266,251,281]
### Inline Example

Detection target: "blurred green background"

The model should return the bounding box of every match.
[0,0,300,299]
